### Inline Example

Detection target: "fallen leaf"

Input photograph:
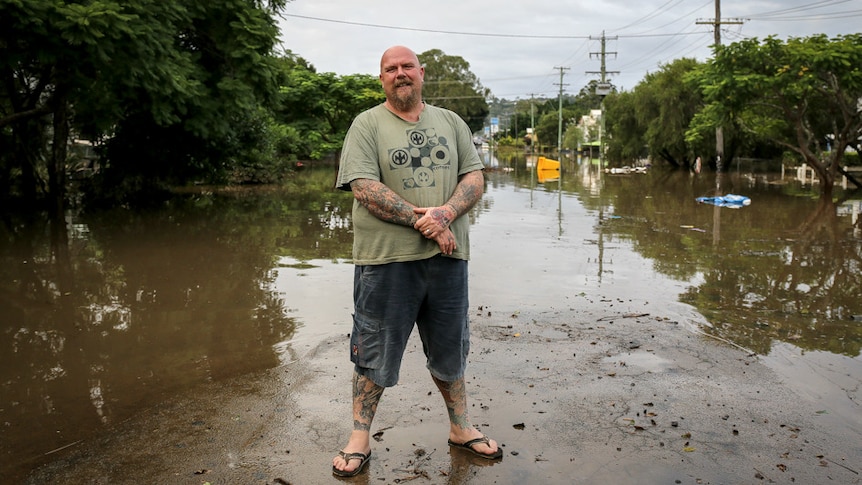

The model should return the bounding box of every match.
[683,446,696,452]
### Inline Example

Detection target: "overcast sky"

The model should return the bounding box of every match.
[276,0,860,100]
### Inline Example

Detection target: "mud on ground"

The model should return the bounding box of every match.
[23,298,862,484]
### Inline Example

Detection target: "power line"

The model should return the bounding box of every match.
[613,0,687,32]
[282,14,589,39]
[748,0,854,18]
[615,0,713,36]
[283,13,714,40]
[747,9,862,21]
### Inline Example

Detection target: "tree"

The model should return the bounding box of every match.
[273,55,383,161]
[601,59,718,169]
[0,0,288,206]
[98,0,288,196]
[636,58,705,168]
[603,90,645,164]
[534,108,580,149]
[418,49,489,133]
[690,34,862,196]
[562,123,585,152]
[575,80,608,114]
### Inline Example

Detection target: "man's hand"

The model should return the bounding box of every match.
[431,227,457,255]
[413,170,483,239]
[413,205,456,239]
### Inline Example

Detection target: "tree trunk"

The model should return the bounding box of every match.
[804,152,834,198]
[49,98,70,266]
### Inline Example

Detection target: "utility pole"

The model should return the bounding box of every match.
[554,67,569,156]
[586,31,619,168]
[528,93,536,153]
[586,31,619,87]
[696,0,744,172]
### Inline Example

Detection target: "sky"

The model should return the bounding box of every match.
[276,0,861,101]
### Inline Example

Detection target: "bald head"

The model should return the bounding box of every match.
[380,46,420,73]
[379,45,424,113]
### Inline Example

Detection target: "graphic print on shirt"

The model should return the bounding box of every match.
[387,128,451,190]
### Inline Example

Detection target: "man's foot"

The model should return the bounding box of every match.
[332,450,372,477]
[448,430,502,460]
[332,431,372,476]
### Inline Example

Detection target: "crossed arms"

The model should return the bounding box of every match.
[349,170,484,255]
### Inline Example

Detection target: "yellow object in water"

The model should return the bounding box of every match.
[536,156,560,172]
[536,156,561,183]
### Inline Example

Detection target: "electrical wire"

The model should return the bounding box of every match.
[281,13,590,39]
[612,0,688,32]
[283,13,716,41]
[280,3,853,98]
[747,0,854,18]
[748,9,862,21]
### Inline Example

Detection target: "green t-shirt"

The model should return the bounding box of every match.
[336,103,484,265]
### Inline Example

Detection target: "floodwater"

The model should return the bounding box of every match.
[2,153,861,481]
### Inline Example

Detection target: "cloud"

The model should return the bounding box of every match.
[277,0,859,99]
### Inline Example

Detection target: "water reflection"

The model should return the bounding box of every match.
[2,155,860,479]
[0,167,355,479]
[483,151,862,358]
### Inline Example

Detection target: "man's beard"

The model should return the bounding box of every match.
[389,82,421,112]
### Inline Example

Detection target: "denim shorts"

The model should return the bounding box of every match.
[350,256,470,387]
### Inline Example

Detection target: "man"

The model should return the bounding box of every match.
[331,45,501,477]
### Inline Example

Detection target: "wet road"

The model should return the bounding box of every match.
[3,157,861,482]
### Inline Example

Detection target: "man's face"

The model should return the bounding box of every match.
[380,48,424,111]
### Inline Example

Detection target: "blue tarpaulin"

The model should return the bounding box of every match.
[695,194,751,208]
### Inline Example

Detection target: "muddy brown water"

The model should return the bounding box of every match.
[2,154,861,482]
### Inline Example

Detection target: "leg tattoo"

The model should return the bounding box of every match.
[433,376,471,430]
[433,375,501,458]
[353,372,384,432]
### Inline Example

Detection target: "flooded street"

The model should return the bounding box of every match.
[2,155,861,482]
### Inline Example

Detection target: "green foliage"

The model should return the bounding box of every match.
[603,91,645,163]
[418,49,490,133]
[562,123,585,152]
[1,0,288,205]
[573,81,607,114]
[604,58,705,168]
[272,56,384,160]
[491,87,600,151]
[690,34,862,194]
[495,136,524,148]
[534,109,580,148]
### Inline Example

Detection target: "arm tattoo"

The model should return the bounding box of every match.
[444,171,484,220]
[428,207,453,227]
[351,179,419,227]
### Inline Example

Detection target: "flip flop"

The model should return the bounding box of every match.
[332,450,372,477]
[448,435,503,460]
